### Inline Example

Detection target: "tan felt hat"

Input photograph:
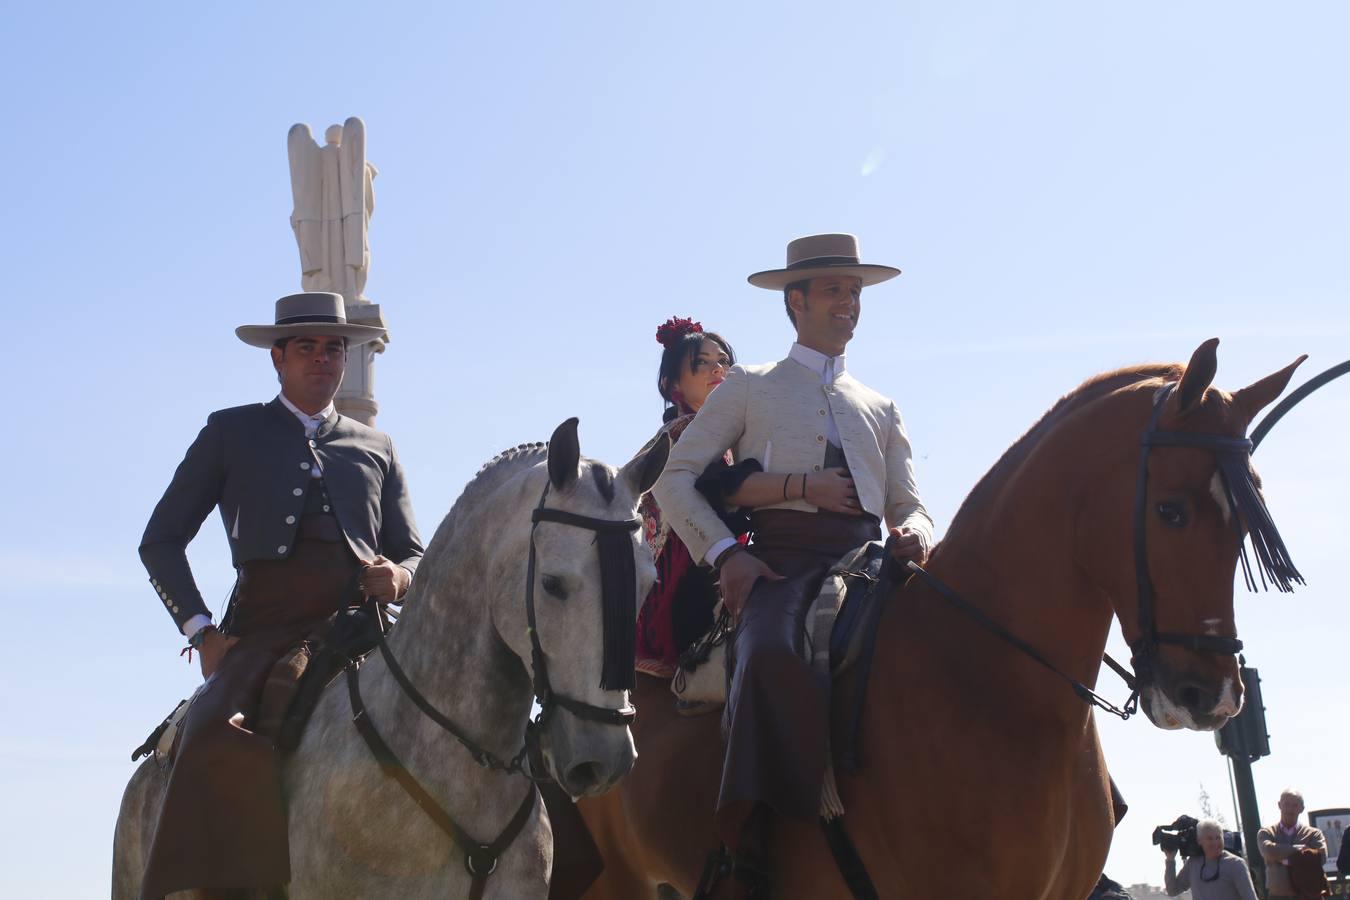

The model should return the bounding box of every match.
[235,292,386,348]
[747,233,901,290]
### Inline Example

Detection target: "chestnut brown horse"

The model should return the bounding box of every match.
[575,340,1306,900]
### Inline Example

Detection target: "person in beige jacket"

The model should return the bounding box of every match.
[1258,789,1328,899]
[651,233,934,884]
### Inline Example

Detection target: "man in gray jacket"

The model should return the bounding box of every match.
[137,292,423,898]
[652,234,934,884]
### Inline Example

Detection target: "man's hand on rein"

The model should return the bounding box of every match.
[360,556,410,604]
[717,548,784,620]
[888,527,928,566]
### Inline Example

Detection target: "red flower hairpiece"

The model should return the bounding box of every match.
[656,316,704,348]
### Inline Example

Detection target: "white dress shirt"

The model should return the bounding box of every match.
[787,343,845,446]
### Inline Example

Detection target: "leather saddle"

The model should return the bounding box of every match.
[131,606,384,764]
[672,540,890,708]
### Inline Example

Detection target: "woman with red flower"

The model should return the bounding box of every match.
[635,317,759,683]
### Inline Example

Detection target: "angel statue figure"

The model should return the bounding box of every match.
[287,117,377,300]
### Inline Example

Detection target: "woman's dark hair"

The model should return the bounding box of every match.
[657,330,735,422]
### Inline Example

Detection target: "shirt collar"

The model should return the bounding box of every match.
[277,393,335,435]
[788,342,847,382]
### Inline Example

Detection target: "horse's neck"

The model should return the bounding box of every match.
[360,563,533,773]
[896,411,1130,728]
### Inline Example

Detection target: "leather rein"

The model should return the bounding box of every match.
[344,478,640,895]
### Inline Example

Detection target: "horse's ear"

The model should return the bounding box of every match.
[1232,354,1308,423]
[621,432,671,498]
[548,417,581,490]
[1172,338,1220,417]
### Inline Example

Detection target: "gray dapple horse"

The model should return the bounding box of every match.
[113,419,668,899]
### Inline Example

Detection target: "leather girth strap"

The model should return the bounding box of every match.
[820,817,880,900]
[346,664,536,900]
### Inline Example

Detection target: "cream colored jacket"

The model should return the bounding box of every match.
[652,353,934,563]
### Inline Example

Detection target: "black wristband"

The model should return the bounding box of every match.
[801,472,808,502]
[782,473,792,501]
[713,543,745,570]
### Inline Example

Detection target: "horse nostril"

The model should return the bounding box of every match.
[565,761,604,794]
[1177,681,1213,714]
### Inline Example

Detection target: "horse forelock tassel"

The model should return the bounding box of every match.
[597,530,637,692]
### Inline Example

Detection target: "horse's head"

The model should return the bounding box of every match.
[492,418,667,797]
[1090,339,1305,732]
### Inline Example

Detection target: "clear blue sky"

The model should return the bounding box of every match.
[1,1,1347,894]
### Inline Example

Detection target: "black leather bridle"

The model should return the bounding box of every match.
[1127,382,1253,687]
[523,480,641,734]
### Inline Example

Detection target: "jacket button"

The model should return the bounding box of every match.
[285,515,296,525]
[323,505,330,512]
[278,545,288,554]
[308,439,316,448]
[813,465,821,471]
[293,488,304,496]
[816,435,825,442]
[300,461,311,471]
[819,409,827,416]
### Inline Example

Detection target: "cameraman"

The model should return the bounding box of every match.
[1163,818,1259,900]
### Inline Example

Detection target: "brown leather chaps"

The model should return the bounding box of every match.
[715,509,879,847]
[140,525,359,899]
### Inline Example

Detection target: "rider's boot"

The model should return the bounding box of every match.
[692,803,773,899]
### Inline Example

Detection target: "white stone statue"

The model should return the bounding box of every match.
[287,117,377,301]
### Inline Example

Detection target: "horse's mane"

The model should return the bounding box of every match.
[944,363,1182,539]
[458,442,550,511]
[415,441,551,558]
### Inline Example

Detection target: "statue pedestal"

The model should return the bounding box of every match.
[337,301,386,427]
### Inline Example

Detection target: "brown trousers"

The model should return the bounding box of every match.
[141,528,359,899]
[715,509,879,847]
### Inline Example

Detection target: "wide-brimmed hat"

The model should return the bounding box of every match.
[747,233,901,290]
[235,292,386,348]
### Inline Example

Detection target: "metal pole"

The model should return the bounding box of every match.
[1230,754,1267,898]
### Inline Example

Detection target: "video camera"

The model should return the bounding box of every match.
[1152,815,1244,859]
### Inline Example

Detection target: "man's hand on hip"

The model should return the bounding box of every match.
[360,556,410,604]
[718,550,784,620]
[888,527,928,566]
[806,467,864,516]
[199,629,239,680]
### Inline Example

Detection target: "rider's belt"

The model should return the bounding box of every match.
[748,509,880,559]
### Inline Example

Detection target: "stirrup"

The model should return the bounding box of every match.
[691,845,769,899]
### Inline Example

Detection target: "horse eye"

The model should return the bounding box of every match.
[1156,502,1189,528]
[541,575,568,599]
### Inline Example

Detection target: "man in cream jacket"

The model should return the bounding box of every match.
[652,233,934,882]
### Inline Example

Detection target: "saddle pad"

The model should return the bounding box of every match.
[129,608,383,765]
[672,540,888,707]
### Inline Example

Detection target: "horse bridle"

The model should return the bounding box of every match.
[343,477,642,892]
[523,480,640,735]
[904,377,1306,721]
[1127,382,1250,688]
